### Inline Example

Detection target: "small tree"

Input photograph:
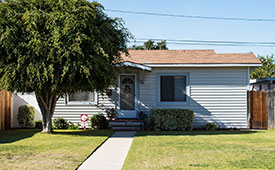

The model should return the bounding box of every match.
[0,0,130,132]
[130,39,168,50]
[250,55,275,79]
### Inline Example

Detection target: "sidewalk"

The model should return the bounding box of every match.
[78,131,136,170]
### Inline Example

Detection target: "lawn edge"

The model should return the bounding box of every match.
[75,130,114,170]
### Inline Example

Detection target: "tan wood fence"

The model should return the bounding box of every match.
[248,91,275,129]
[0,91,11,131]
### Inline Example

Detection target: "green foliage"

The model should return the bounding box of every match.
[35,120,43,129]
[68,122,79,129]
[17,105,35,127]
[90,114,108,129]
[150,109,194,131]
[0,0,130,95]
[53,118,69,129]
[201,123,219,131]
[250,55,275,79]
[0,0,130,132]
[131,40,168,50]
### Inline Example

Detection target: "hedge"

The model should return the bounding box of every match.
[150,109,194,131]
[90,114,108,129]
[17,105,35,127]
[53,118,69,129]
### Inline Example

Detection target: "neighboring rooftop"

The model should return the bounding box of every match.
[121,49,261,65]
[250,77,275,84]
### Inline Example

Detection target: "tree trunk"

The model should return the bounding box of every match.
[35,91,59,133]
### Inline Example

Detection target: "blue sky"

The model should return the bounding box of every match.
[98,0,275,56]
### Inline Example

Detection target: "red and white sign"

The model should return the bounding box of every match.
[80,114,89,130]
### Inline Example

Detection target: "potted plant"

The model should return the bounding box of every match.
[107,108,116,120]
[138,111,146,120]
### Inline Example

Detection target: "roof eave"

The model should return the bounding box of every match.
[117,61,152,71]
[145,63,262,67]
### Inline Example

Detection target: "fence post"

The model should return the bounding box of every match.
[262,91,268,129]
[247,90,250,128]
[273,90,275,129]
[0,92,4,131]
[0,91,12,131]
[249,91,253,129]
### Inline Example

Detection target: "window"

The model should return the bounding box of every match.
[161,76,187,102]
[157,74,189,105]
[67,91,97,104]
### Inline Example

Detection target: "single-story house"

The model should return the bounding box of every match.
[250,77,275,91]
[11,49,261,129]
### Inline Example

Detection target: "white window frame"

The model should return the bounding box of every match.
[157,73,190,106]
[66,91,98,105]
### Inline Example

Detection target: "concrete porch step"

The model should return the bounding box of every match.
[108,120,145,131]
[111,126,142,131]
[109,121,144,126]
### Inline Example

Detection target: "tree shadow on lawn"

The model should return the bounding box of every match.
[136,130,260,137]
[0,129,40,144]
[52,129,113,137]
[0,129,112,144]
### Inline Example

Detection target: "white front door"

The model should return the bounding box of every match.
[117,74,137,118]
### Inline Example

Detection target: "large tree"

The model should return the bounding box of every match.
[250,55,275,79]
[131,39,168,50]
[0,0,130,132]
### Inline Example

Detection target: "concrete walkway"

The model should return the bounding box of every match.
[78,131,136,170]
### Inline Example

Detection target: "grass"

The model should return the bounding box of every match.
[123,130,275,170]
[0,129,112,170]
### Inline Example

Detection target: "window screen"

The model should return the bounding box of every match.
[160,76,186,102]
[68,91,95,102]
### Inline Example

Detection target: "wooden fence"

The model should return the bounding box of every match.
[267,91,275,129]
[0,91,11,131]
[248,91,275,129]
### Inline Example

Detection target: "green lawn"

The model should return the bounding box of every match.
[0,129,112,170]
[123,130,275,170]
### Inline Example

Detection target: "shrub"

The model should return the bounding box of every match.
[53,118,69,129]
[202,123,219,131]
[35,120,43,129]
[90,114,108,129]
[17,105,35,127]
[68,122,79,129]
[150,109,194,131]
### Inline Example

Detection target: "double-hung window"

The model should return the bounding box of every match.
[67,91,97,105]
[158,74,189,105]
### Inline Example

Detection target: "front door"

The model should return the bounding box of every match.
[118,74,136,118]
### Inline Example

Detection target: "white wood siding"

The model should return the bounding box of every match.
[53,93,115,124]
[53,67,249,128]
[138,67,249,128]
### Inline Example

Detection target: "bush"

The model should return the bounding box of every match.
[150,109,194,131]
[35,120,43,129]
[17,105,35,127]
[68,122,79,129]
[53,118,69,129]
[90,114,108,129]
[202,123,219,131]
